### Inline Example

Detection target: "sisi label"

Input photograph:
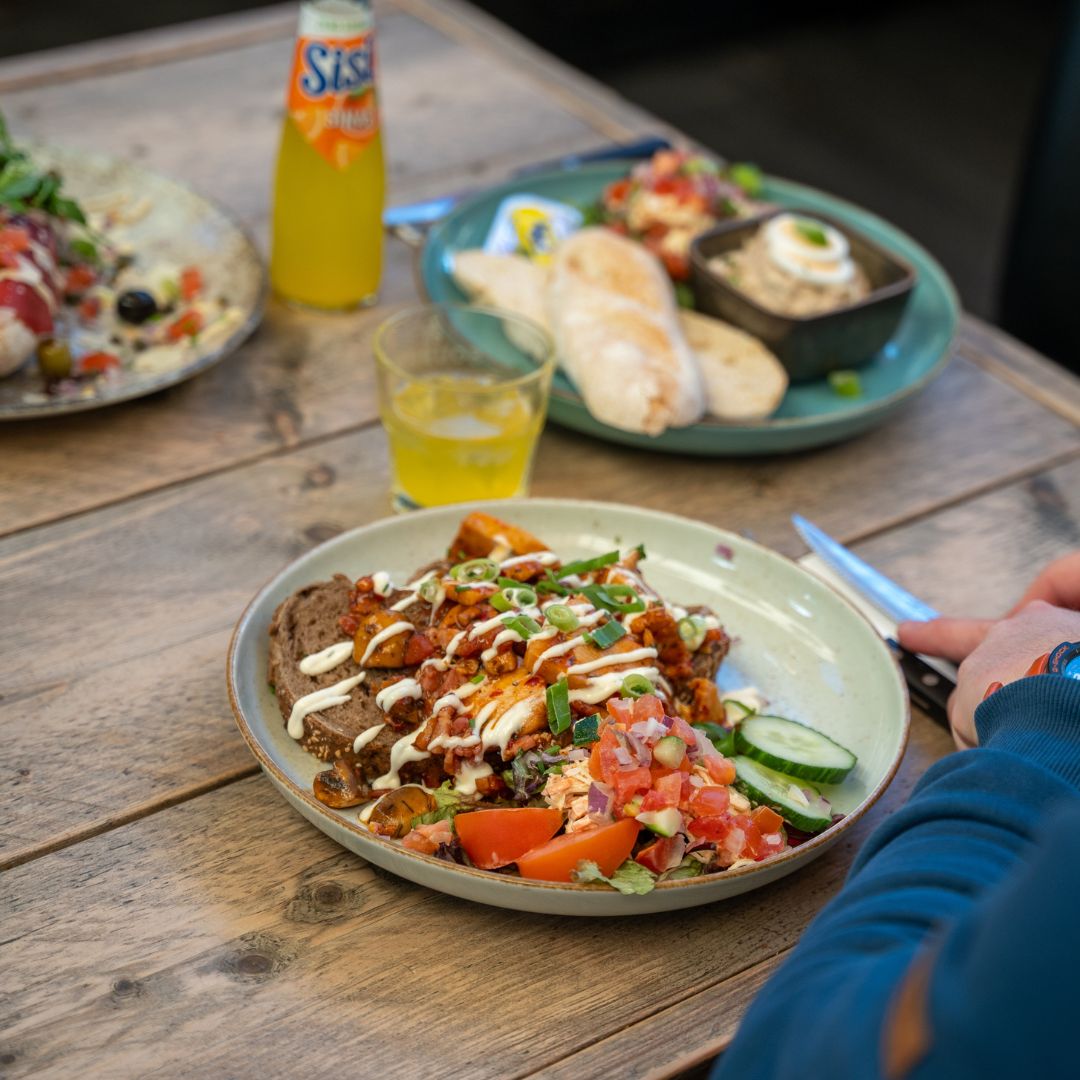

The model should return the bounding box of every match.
[287,29,379,169]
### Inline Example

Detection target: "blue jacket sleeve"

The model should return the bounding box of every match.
[712,676,1080,1080]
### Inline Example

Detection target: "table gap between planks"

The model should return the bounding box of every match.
[1,2,1078,1077]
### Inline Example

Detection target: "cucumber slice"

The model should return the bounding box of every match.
[734,756,833,833]
[735,715,856,783]
[636,807,683,837]
[723,698,756,726]
[653,735,687,769]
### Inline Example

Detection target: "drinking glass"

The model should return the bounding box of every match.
[373,303,555,512]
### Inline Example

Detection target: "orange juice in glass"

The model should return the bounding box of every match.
[373,304,554,511]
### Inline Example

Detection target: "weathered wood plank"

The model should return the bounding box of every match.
[526,956,777,1080]
[1,383,1075,868]
[0,714,952,1080]
[839,457,1080,618]
[0,7,630,538]
[0,4,297,93]
[959,315,1080,427]
[0,7,600,226]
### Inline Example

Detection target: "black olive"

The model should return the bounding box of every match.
[116,289,158,325]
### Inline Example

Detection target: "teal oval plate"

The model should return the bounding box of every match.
[419,162,959,456]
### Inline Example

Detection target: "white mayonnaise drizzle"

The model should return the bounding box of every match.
[567,646,659,676]
[352,723,385,753]
[287,672,366,739]
[375,678,422,712]
[531,634,586,672]
[372,726,431,789]
[445,630,468,659]
[480,694,545,755]
[431,691,469,715]
[454,760,494,795]
[358,620,414,665]
[389,570,443,613]
[429,733,482,751]
[299,640,354,676]
[480,627,523,663]
[489,535,512,561]
[500,551,560,568]
[568,667,660,706]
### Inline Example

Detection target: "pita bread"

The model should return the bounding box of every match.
[678,309,788,421]
[548,229,704,434]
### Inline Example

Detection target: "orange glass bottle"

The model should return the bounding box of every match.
[270,0,386,310]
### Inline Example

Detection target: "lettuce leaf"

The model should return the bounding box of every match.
[415,781,465,826]
[572,858,657,895]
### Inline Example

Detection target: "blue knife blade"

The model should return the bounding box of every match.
[792,514,953,728]
[383,135,672,229]
[792,514,939,623]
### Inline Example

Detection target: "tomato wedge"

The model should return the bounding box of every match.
[515,818,640,882]
[455,807,563,870]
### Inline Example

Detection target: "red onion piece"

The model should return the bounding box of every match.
[587,782,614,819]
[629,718,667,743]
[656,835,687,872]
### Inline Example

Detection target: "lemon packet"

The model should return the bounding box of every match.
[483,194,583,263]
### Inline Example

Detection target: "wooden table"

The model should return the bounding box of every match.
[1,3,1078,1076]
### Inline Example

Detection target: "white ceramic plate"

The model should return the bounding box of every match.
[0,144,265,419]
[228,500,909,916]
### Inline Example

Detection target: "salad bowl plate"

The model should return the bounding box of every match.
[0,144,266,420]
[228,500,909,916]
[420,163,959,456]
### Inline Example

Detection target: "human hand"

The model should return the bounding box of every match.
[898,551,1080,745]
[898,552,1080,664]
[929,602,1080,749]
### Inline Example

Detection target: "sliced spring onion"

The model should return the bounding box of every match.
[633,542,647,560]
[795,218,829,246]
[469,673,485,684]
[678,614,708,651]
[535,571,569,596]
[572,713,602,747]
[580,583,645,614]
[546,679,572,735]
[450,558,499,583]
[600,583,646,613]
[496,576,527,590]
[828,369,862,398]
[418,578,442,604]
[501,613,541,639]
[621,673,654,698]
[585,619,627,650]
[545,604,580,633]
[491,586,536,612]
[557,550,619,578]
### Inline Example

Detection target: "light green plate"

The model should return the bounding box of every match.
[420,163,959,455]
[228,500,909,916]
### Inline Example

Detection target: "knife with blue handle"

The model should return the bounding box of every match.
[792,514,955,728]
[383,135,672,233]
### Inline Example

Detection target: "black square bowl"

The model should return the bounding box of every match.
[689,210,917,382]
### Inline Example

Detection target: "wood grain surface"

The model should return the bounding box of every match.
[0,2,632,538]
[0,717,954,1080]
[3,398,1076,868]
[1,1,1078,1077]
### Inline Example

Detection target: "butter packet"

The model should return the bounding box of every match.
[483,194,583,263]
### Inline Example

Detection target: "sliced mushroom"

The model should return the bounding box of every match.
[366,785,437,838]
[313,760,370,808]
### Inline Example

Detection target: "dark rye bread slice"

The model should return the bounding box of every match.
[267,574,421,781]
